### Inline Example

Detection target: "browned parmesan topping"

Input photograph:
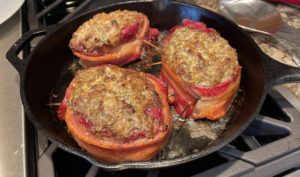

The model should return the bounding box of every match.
[69,10,144,55]
[163,27,239,87]
[68,66,162,142]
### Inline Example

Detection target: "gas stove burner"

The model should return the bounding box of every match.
[36,0,86,25]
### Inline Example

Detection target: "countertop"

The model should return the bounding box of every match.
[193,0,300,99]
[0,11,25,177]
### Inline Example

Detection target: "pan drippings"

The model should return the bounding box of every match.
[158,92,243,159]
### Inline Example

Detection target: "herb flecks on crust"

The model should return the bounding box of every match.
[69,10,144,55]
[164,27,238,87]
[67,66,163,143]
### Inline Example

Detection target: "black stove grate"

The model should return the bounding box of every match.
[34,88,300,177]
[22,0,300,176]
[190,88,300,177]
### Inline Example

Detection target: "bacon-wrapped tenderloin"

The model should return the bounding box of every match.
[69,10,159,67]
[58,65,171,163]
[161,19,241,120]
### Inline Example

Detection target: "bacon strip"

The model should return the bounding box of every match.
[182,19,215,32]
[160,69,197,118]
[191,67,241,119]
[120,22,141,42]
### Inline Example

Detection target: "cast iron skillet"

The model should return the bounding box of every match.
[6,1,300,170]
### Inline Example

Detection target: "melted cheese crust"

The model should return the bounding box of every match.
[163,27,238,86]
[67,66,162,142]
[69,10,144,55]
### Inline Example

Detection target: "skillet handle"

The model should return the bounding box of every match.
[262,52,300,88]
[6,27,50,73]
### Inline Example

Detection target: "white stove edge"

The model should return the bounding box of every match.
[0,10,26,177]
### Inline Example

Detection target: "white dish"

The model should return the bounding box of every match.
[0,0,24,25]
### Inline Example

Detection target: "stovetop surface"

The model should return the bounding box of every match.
[34,87,300,177]
[19,0,300,177]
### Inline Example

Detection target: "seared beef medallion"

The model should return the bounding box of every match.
[161,19,241,120]
[58,65,171,163]
[69,10,159,67]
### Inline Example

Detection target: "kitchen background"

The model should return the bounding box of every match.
[0,0,300,176]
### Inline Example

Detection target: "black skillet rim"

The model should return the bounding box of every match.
[19,0,266,170]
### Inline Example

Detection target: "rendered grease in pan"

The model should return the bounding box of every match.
[157,91,243,159]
